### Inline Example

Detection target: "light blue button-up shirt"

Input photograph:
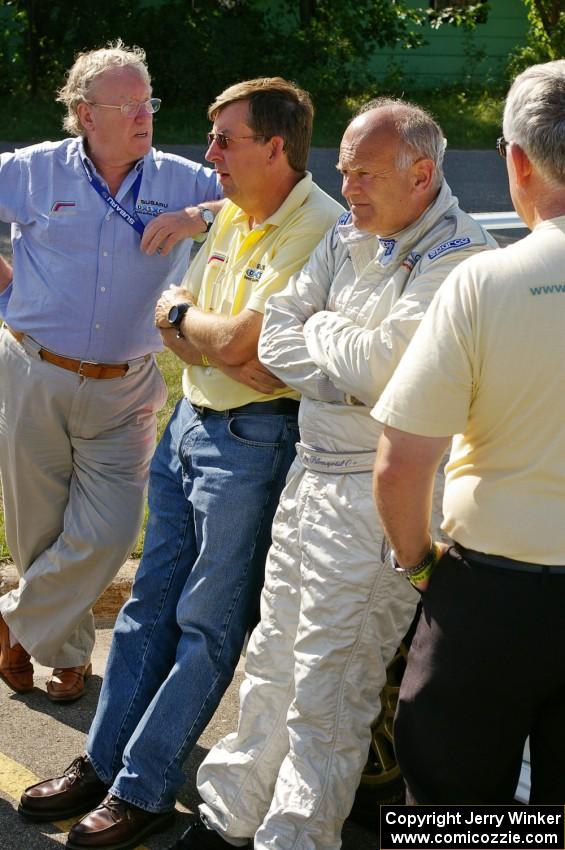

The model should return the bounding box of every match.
[0,138,221,361]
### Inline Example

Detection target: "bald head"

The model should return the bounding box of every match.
[347,106,400,147]
[354,97,446,179]
[338,102,444,236]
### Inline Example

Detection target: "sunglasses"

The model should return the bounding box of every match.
[206,131,266,150]
[496,136,508,159]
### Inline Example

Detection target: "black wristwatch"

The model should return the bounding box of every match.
[198,206,215,233]
[168,302,191,338]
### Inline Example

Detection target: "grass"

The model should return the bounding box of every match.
[2,88,505,149]
[416,88,505,149]
[129,348,185,558]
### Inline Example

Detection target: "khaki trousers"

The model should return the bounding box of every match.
[0,328,167,667]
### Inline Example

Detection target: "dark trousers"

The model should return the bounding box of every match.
[394,545,565,804]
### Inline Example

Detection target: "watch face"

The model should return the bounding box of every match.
[200,207,215,230]
[168,302,190,328]
[168,305,180,326]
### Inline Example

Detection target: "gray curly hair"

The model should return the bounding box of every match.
[57,39,151,136]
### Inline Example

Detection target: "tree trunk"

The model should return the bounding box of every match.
[299,0,316,28]
[533,0,561,34]
[25,0,39,96]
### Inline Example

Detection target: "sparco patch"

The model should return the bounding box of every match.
[428,237,471,260]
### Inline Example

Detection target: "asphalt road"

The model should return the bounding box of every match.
[0,141,515,211]
[0,632,379,850]
[0,142,519,261]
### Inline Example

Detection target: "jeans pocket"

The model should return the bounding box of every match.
[227,414,285,448]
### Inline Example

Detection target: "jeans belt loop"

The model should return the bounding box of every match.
[4,324,26,344]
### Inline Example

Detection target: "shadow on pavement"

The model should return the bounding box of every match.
[0,796,66,849]
[8,675,103,736]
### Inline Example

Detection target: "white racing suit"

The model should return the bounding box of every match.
[197,182,497,849]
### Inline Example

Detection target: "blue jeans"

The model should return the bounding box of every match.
[86,398,299,812]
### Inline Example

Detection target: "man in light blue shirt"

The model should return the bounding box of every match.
[0,40,222,702]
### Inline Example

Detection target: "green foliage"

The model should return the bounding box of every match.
[507,0,565,79]
[0,0,490,114]
[426,2,489,30]
[264,0,424,105]
[416,87,504,150]
[256,0,489,106]
[1,86,504,149]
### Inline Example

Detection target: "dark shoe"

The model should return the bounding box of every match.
[47,662,92,702]
[168,815,251,849]
[0,612,34,693]
[66,794,175,849]
[18,755,108,822]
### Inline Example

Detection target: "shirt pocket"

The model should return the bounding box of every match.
[46,206,94,264]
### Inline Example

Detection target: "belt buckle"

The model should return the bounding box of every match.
[78,359,98,378]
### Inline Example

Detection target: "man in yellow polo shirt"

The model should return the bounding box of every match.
[19,77,342,850]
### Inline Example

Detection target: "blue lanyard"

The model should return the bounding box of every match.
[82,159,145,237]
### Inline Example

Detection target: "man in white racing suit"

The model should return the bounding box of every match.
[174,99,497,850]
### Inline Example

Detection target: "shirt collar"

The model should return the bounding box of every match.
[337,179,456,251]
[78,137,147,180]
[231,171,313,231]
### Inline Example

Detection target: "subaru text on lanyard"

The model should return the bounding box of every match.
[82,158,145,237]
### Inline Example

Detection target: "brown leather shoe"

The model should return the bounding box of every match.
[0,612,33,693]
[47,662,92,702]
[18,755,107,822]
[67,794,175,849]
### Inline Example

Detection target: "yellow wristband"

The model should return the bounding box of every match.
[201,353,210,367]
[408,543,442,584]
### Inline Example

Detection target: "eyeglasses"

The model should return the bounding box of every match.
[86,98,161,118]
[496,136,508,159]
[206,131,266,150]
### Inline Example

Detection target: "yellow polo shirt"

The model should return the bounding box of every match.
[373,218,565,564]
[180,172,343,410]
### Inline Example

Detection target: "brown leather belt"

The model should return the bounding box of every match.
[4,325,129,379]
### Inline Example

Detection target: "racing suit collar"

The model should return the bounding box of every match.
[337,179,458,261]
